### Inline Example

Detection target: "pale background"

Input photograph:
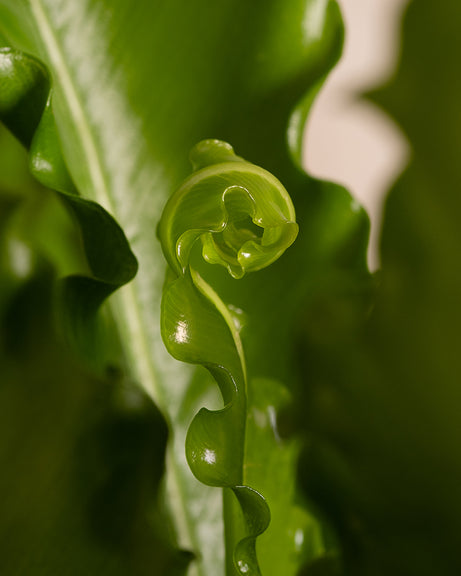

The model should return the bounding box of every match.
[304,0,411,268]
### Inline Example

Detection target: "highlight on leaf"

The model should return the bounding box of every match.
[158,138,298,575]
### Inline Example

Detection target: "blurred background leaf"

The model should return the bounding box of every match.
[297,2,461,574]
[0,259,190,575]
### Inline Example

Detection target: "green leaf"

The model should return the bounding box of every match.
[0,47,138,368]
[0,1,370,575]
[158,139,298,575]
[297,2,461,575]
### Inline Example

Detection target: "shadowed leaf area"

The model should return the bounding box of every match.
[296,2,461,575]
[0,269,190,575]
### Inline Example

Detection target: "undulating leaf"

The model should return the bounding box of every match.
[0,1,371,574]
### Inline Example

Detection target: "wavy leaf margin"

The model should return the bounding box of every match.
[0,47,138,366]
[158,138,298,575]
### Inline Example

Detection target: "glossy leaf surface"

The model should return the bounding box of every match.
[159,139,298,574]
[0,47,138,368]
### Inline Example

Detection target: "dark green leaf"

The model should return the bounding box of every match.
[0,269,189,575]
[298,2,461,575]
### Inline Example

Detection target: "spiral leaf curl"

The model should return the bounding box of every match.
[159,139,298,575]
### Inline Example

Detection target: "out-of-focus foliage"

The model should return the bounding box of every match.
[297,2,461,575]
[0,233,190,576]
